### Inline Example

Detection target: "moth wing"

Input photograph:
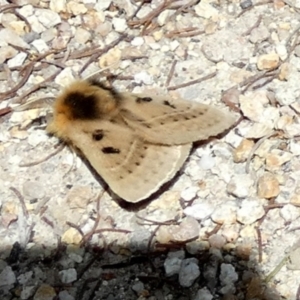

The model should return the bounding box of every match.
[120,92,236,145]
[65,120,192,203]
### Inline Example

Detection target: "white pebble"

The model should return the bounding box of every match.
[280,204,300,222]
[35,8,61,28]
[198,154,215,170]
[27,130,49,147]
[0,266,16,286]
[184,203,214,220]
[181,186,199,201]
[179,258,200,287]
[59,268,77,284]
[193,288,213,300]
[219,263,238,294]
[7,52,27,68]
[134,71,153,85]
[211,201,238,224]
[31,39,49,52]
[237,199,265,225]
[131,37,144,46]
[112,17,127,33]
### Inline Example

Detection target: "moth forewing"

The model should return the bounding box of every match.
[119,93,236,145]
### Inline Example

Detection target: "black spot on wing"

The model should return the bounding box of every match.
[92,130,104,141]
[102,147,120,154]
[163,100,176,109]
[64,92,99,120]
[136,97,152,103]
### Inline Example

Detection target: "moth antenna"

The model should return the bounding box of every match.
[12,97,55,112]
[83,61,120,81]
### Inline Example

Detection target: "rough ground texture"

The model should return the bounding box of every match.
[1,0,300,299]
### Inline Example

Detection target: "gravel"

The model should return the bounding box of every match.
[1,0,300,299]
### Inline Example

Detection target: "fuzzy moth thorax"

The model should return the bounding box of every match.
[47,79,121,139]
[55,80,119,120]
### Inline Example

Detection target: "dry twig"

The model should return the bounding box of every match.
[167,71,217,90]
[19,143,64,167]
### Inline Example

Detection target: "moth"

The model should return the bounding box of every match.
[47,79,236,203]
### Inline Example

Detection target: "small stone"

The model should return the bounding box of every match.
[237,199,265,225]
[23,31,40,43]
[50,0,67,13]
[66,186,93,209]
[21,286,36,299]
[157,9,171,26]
[183,203,214,220]
[239,94,264,122]
[59,268,77,284]
[227,174,254,198]
[244,123,273,139]
[198,154,215,170]
[273,0,285,9]
[27,15,45,33]
[193,288,213,300]
[112,17,127,33]
[41,28,57,42]
[0,28,29,48]
[194,1,218,19]
[233,139,254,163]
[23,181,45,199]
[0,46,18,64]
[240,0,252,9]
[205,21,218,35]
[249,25,269,44]
[134,71,153,85]
[33,284,56,300]
[257,173,280,198]
[276,44,288,61]
[67,1,87,14]
[164,250,185,276]
[179,258,200,287]
[181,186,199,201]
[61,228,82,245]
[186,240,210,254]
[95,0,112,11]
[27,130,49,147]
[132,281,144,294]
[280,204,300,222]
[257,53,280,70]
[17,4,34,17]
[265,150,292,170]
[278,62,290,81]
[58,290,75,300]
[55,67,75,86]
[219,264,238,294]
[7,52,27,68]
[32,39,49,52]
[35,9,61,28]
[99,47,121,69]
[18,271,33,285]
[131,37,144,46]
[221,226,239,243]
[211,201,238,224]
[0,266,16,286]
[129,229,152,252]
[169,216,200,242]
[52,35,71,49]
[208,234,226,249]
[74,27,91,44]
